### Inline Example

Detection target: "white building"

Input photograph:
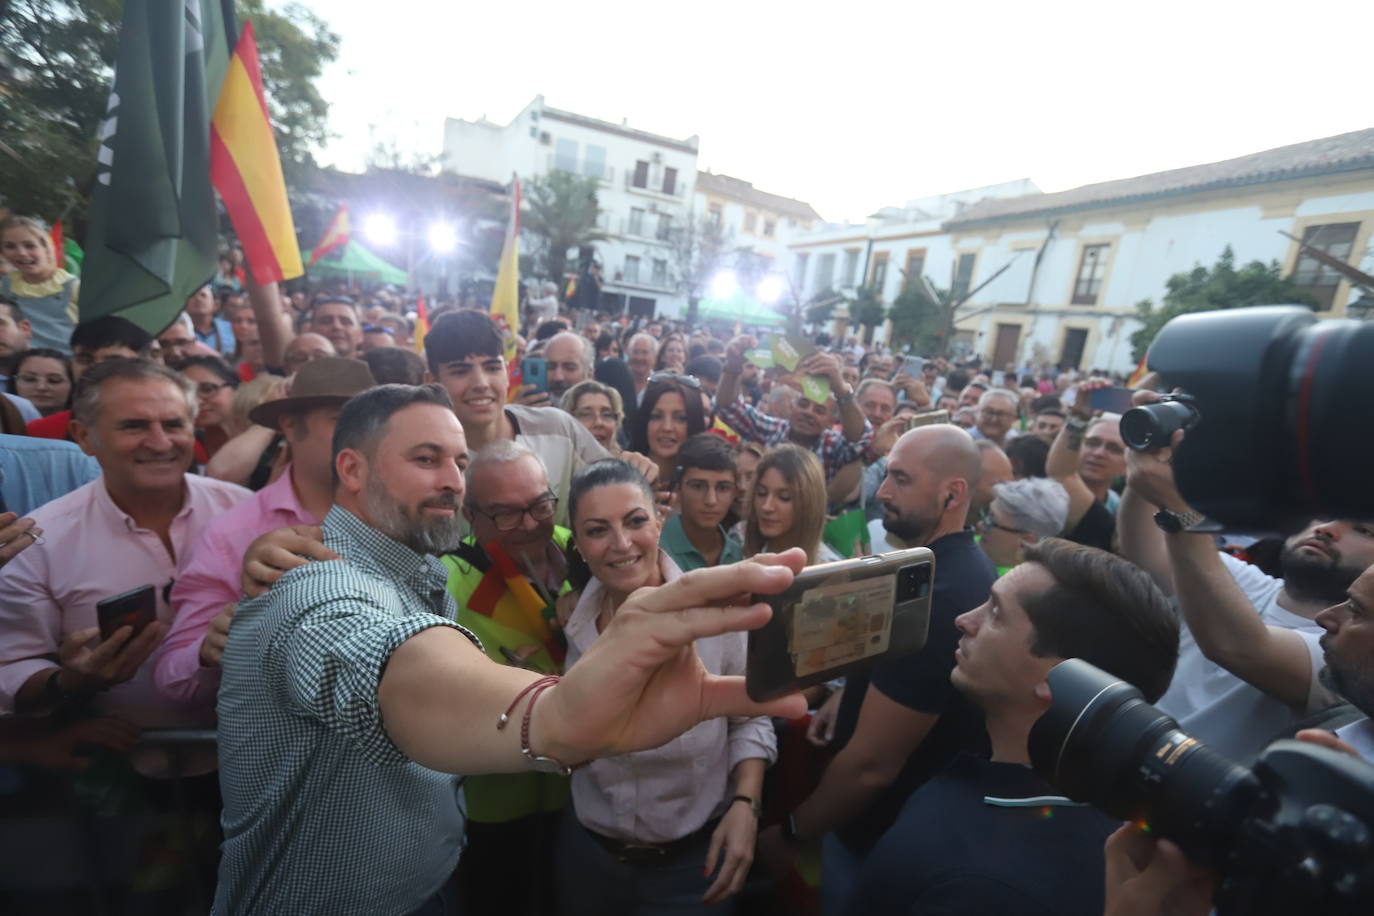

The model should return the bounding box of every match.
[692,171,821,283]
[788,130,1374,374]
[442,95,701,317]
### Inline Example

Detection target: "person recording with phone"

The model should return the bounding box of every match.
[844,538,1179,915]
[1045,383,1128,551]
[760,424,996,914]
[557,458,775,913]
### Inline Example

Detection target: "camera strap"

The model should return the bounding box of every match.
[982,795,1089,809]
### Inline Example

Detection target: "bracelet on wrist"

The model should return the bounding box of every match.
[497,675,583,777]
[731,794,762,818]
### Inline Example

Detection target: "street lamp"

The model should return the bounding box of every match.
[710,270,737,299]
[363,212,398,248]
[427,222,458,254]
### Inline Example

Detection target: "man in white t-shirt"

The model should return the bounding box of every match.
[1119,436,1374,759]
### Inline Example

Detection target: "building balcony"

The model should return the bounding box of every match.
[624,172,684,199]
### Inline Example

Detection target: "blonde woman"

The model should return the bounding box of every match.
[0,216,78,351]
[744,444,840,564]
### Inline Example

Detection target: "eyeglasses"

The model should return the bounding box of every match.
[979,509,1028,536]
[470,493,558,532]
[195,381,232,398]
[574,408,620,424]
[979,408,1017,421]
[649,372,701,390]
[362,325,394,335]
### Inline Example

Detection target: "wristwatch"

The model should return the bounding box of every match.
[44,669,90,707]
[731,794,762,818]
[1153,507,1205,534]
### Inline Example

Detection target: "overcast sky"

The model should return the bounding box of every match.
[294,0,1373,224]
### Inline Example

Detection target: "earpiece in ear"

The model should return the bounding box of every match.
[943,493,955,510]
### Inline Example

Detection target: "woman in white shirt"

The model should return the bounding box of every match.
[557,458,776,914]
[743,444,840,564]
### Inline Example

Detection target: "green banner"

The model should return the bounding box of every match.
[79,0,232,336]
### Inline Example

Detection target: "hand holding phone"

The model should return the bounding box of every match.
[522,357,548,395]
[97,585,157,641]
[747,548,936,701]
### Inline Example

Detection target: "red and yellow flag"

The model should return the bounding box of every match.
[310,204,350,267]
[491,176,521,361]
[1126,354,1149,388]
[413,293,430,354]
[209,22,303,285]
[49,221,64,271]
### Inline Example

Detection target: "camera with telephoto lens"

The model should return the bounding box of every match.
[1132,304,1374,530]
[1029,659,1374,915]
[1120,393,1200,451]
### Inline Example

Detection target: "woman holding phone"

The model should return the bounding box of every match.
[557,459,775,914]
[743,444,840,564]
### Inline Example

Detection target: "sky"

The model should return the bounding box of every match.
[294,0,1374,225]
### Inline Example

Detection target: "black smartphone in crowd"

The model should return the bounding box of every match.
[96,584,157,641]
[1088,386,1135,414]
[746,548,936,702]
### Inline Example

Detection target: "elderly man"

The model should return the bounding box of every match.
[718,334,871,485]
[310,297,364,357]
[766,425,996,911]
[442,440,573,916]
[972,387,1019,447]
[856,379,896,431]
[212,383,804,913]
[545,331,594,402]
[625,332,658,405]
[153,358,375,708]
[977,476,1071,574]
[0,360,249,739]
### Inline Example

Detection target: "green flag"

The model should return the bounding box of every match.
[80,0,233,336]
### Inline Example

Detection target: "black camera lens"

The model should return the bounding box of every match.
[1029,659,1262,868]
[896,564,931,602]
[1121,399,1200,451]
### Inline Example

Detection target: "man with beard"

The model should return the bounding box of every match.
[1117,428,1374,758]
[759,424,996,913]
[213,383,808,914]
[543,331,593,403]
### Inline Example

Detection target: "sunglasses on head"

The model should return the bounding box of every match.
[649,372,701,390]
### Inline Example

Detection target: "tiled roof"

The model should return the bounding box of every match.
[946,128,1374,227]
[696,171,822,222]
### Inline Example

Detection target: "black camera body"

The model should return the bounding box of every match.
[1143,305,1374,530]
[1030,659,1374,915]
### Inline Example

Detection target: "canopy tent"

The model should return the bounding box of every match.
[302,239,408,285]
[694,290,787,327]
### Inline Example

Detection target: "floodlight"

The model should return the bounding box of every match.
[709,270,737,299]
[364,213,398,247]
[428,222,458,254]
[756,275,785,305]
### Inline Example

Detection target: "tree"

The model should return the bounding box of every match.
[804,293,838,329]
[851,287,887,345]
[667,212,731,321]
[1130,246,1317,360]
[521,170,604,286]
[0,0,338,225]
[888,281,950,355]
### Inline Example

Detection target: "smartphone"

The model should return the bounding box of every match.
[907,409,950,430]
[522,357,548,395]
[746,548,936,702]
[901,356,924,378]
[96,585,158,641]
[1088,386,1134,414]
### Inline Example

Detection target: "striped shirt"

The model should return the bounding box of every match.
[715,396,871,483]
[213,505,480,916]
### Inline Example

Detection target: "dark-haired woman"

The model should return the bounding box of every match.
[174,355,242,459]
[556,458,774,914]
[8,347,74,417]
[628,375,706,489]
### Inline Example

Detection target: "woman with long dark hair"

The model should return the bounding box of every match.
[628,375,706,488]
[557,458,774,914]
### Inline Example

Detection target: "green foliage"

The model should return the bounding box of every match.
[851,287,887,344]
[805,294,837,327]
[521,170,604,285]
[1130,246,1317,360]
[0,0,337,227]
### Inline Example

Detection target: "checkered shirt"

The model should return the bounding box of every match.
[213,505,480,916]
[716,396,872,483]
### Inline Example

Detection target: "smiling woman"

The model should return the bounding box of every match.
[628,376,706,487]
[560,457,775,912]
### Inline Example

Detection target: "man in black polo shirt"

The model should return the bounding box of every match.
[843,538,1179,915]
[759,424,996,913]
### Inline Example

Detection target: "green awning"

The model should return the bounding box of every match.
[302,240,408,285]
[695,290,787,327]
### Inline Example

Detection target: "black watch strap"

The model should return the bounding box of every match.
[44,669,89,707]
[1153,507,1205,533]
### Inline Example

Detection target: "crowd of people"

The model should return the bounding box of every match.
[0,211,1372,916]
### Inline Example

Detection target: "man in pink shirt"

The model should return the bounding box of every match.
[154,357,375,707]
[0,359,249,729]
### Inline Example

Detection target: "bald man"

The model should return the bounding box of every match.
[761,424,998,913]
[971,439,1014,516]
[544,331,593,401]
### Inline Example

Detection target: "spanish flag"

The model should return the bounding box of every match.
[490,175,521,361]
[209,21,303,285]
[1126,354,1149,388]
[310,204,350,267]
[414,293,430,354]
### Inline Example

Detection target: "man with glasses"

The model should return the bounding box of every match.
[661,433,743,572]
[442,439,573,916]
[970,388,1019,447]
[1046,384,1128,551]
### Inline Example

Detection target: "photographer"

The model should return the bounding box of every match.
[1118,409,1373,758]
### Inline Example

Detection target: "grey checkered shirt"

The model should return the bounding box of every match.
[213,505,480,916]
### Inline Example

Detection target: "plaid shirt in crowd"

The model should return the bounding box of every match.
[214,505,481,916]
[716,397,872,483]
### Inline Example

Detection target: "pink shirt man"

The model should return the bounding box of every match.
[154,467,318,706]
[0,474,249,727]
